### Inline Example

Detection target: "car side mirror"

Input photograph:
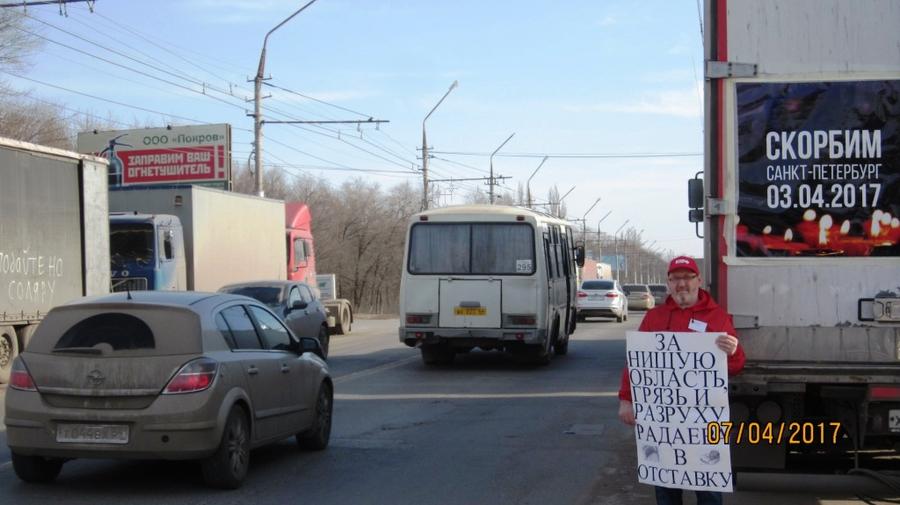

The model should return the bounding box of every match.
[574,245,586,267]
[291,300,308,311]
[299,337,324,359]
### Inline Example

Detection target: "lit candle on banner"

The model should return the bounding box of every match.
[803,214,842,256]
[835,219,872,256]
[889,217,900,244]
[764,227,809,255]
[796,209,820,246]
[818,214,833,246]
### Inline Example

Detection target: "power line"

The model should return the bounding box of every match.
[1,70,210,124]
[263,81,373,119]
[429,150,703,159]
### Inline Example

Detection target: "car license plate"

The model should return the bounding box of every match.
[890,409,900,432]
[455,307,486,316]
[56,424,129,444]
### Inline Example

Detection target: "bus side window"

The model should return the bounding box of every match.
[551,226,561,279]
[543,233,553,279]
[560,232,571,278]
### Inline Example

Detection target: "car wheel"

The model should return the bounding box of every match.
[11,453,63,483]
[201,406,250,489]
[616,314,624,323]
[576,313,585,322]
[297,381,333,451]
[317,325,330,359]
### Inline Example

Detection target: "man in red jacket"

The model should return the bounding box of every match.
[618,256,745,505]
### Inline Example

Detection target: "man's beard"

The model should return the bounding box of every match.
[673,290,698,307]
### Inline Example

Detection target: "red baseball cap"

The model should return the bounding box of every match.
[668,256,700,276]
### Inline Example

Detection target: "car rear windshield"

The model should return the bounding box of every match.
[408,222,535,275]
[649,285,667,294]
[221,286,282,308]
[582,280,614,290]
[26,306,202,356]
[622,284,649,294]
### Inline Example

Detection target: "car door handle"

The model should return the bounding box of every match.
[247,365,259,375]
[280,364,291,373]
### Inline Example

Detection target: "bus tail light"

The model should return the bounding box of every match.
[504,314,536,327]
[406,314,435,326]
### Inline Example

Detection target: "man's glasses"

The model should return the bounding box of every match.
[668,274,698,283]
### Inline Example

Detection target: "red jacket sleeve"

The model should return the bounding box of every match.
[720,313,746,376]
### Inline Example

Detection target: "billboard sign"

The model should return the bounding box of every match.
[736,80,899,257]
[77,124,231,189]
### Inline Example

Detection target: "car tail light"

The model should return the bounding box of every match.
[605,292,618,298]
[9,358,37,392]
[577,291,588,298]
[869,385,900,401]
[406,314,434,325]
[163,358,218,395]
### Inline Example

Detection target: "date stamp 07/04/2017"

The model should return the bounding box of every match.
[705,421,843,445]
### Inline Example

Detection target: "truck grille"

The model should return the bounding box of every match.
[111,277,148,292]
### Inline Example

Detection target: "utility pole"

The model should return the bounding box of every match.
[421,80,458,210]
[252,0,318,197]
[489,133,515,204]
[613,220,629,282]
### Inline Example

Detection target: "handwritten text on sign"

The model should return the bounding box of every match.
[626,331,733,493]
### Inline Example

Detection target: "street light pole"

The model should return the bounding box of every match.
[526,155,549,208]
[580,197,601,245]
[554,185,576,217]
[595,210,612,258]
[640,240,656,283]
[421,80,458,210]
[253,0,319,197]
[613,219,629,282]
[489,133,515,204]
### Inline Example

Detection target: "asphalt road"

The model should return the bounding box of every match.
[0,315,897,504]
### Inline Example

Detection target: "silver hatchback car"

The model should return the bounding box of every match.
[4,291,333,489]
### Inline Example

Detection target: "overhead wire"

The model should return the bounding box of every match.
[22,8,425,183]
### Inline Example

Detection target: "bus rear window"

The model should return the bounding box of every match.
[408,222,535,275]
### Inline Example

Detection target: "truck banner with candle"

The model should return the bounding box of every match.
[627,331,733,493]
[735,80,899,257]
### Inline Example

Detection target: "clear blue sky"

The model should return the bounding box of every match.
[12,0,706,257]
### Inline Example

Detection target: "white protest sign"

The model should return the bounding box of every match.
[627,331,733,493]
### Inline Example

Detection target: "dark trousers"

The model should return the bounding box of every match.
[655,486,723,505]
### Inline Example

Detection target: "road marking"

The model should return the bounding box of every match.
[335,391,618,400]
[333,355,419,385]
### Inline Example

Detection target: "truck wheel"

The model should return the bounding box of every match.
[337,307,351,335]
[11,452,63,483]
[201,406,250,489]
[0,325,18,384]
[297,381,333,451]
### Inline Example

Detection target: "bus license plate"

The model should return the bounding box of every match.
[56,424,129,444]
[455,307,486,316]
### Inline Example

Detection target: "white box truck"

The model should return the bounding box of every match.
[108,186,286,292]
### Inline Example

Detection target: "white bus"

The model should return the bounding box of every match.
[399,205,585,365]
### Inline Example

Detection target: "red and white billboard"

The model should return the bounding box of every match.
[77,124,231,188]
